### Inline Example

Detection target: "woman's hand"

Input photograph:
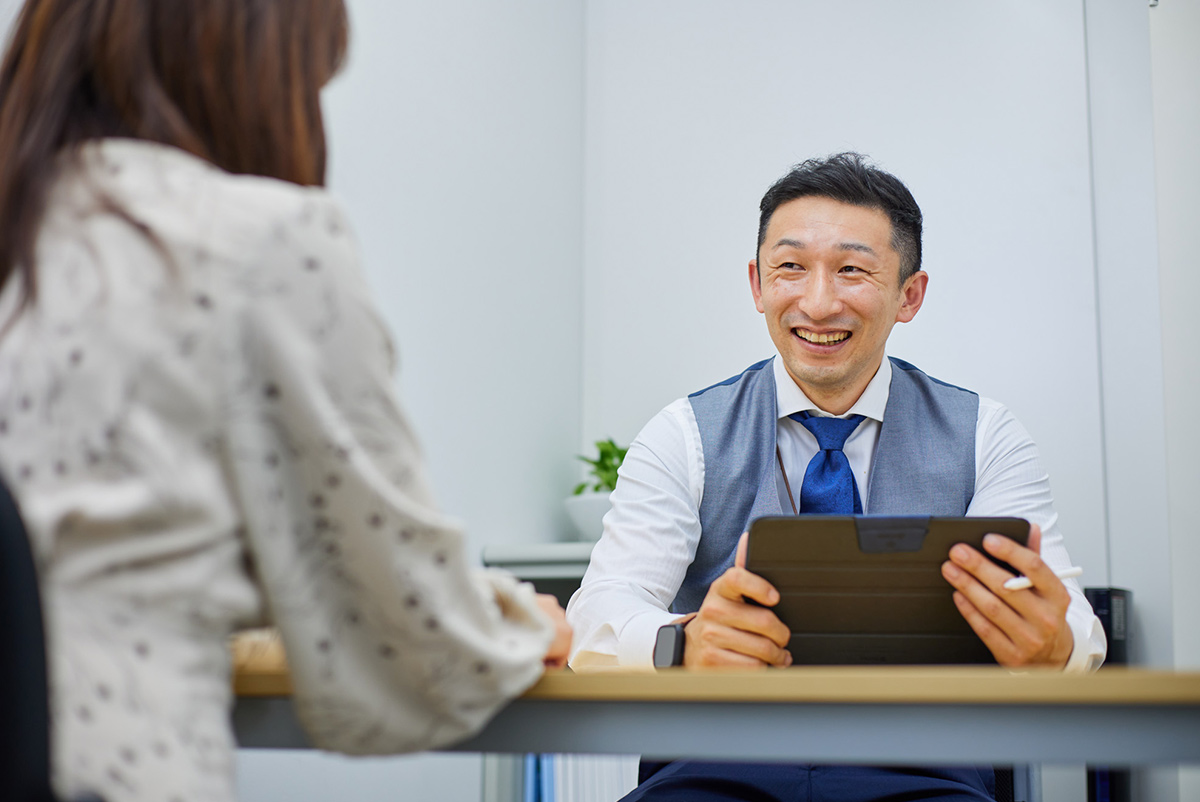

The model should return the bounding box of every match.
[535,593,573,669]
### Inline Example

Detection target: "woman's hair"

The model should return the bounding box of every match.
[0,0,350,307]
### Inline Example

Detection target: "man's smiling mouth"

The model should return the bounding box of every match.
[795,330,850,345]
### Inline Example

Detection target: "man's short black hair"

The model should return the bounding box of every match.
[756,153,923,284]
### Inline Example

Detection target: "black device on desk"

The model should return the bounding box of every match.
[744,515,1029,665]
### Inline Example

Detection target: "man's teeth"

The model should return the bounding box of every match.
[797,331,849,344]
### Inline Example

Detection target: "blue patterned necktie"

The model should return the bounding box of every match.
[789,411,866,514]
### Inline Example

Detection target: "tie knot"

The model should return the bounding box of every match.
[791,412,864,451]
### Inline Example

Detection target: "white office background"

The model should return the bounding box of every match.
[0,0,1195,800]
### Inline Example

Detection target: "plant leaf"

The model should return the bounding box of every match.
[574,437,629,493]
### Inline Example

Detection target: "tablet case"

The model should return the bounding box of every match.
[745,515,1029,665]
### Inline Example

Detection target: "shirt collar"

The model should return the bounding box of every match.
[772,355,892,422]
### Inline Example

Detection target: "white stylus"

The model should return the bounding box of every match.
[1003,566,1083,591]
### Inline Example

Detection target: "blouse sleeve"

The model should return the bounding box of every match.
[218,190,552,754]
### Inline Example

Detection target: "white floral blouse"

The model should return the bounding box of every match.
[0,140,553,802]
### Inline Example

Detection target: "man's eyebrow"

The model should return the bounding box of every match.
[770,238,878,256]
[838,241,877,256]
[770,238,806,251]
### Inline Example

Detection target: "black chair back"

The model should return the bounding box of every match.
[0,476,57,802]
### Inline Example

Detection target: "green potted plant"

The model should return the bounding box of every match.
[564,438,627,541]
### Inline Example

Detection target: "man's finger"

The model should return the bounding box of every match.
[701,594,791,648]
[713,564,779,607]
[982,527,1062,598]
[952,591,1021,665]
[1026,522,1043,556]
[688,644,776,669]
[686,616,791,667]
[734,531,749,569]
[943,558,1023,627]
[948,542,1015,595]
[707,626,791,666]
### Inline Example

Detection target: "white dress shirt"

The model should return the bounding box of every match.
[0,140,554,802]
[567,356,1106,673]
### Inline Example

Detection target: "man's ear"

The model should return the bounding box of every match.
[749,259,765,313]
[895,270,928,323]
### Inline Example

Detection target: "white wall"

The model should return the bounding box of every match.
[1083,0,1174,679]
[322,1,586,557]
[1150,0,1200,675]
[0,1,16,47]
[1150,0,1200,799]
[1083,2,1177,798]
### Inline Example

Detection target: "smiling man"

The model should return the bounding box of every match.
[566,153,1106,802]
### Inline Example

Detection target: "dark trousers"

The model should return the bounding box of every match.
[621,761,996,802]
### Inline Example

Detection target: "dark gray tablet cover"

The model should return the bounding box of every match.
[744,515,1029,665]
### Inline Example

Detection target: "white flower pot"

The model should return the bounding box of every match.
[563,492,612,542]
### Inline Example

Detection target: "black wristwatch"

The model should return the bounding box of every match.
[653,623,687,667]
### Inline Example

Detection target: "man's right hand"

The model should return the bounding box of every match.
[681,532,793,668]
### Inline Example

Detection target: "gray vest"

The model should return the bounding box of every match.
[673,356,979,614]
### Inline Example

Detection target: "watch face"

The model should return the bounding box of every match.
[653,624,684,667]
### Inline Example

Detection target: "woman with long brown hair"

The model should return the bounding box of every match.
[0,2,570,801]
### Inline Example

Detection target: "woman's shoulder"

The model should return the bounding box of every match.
[45,139,368,335]
[75,139,355,267]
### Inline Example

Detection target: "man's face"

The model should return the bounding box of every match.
[749,196,927,415]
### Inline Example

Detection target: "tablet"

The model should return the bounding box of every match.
[744,515,1029,665]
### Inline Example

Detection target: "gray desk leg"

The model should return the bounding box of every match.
[482,754,523,802]
[1036,764,1087,802]
[1013,764,1035,802]
[1134,766,1183,802]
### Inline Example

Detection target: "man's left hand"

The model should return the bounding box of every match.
[940,523,1074,669]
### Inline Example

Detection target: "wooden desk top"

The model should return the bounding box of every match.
[231,629,1200,705]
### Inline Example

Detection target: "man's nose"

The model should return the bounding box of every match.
[798,270,842,320]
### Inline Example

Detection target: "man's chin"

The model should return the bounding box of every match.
[780,362,845,394]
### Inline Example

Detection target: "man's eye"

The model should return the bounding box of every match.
[780,262,803,271]
[839,265,862,273]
